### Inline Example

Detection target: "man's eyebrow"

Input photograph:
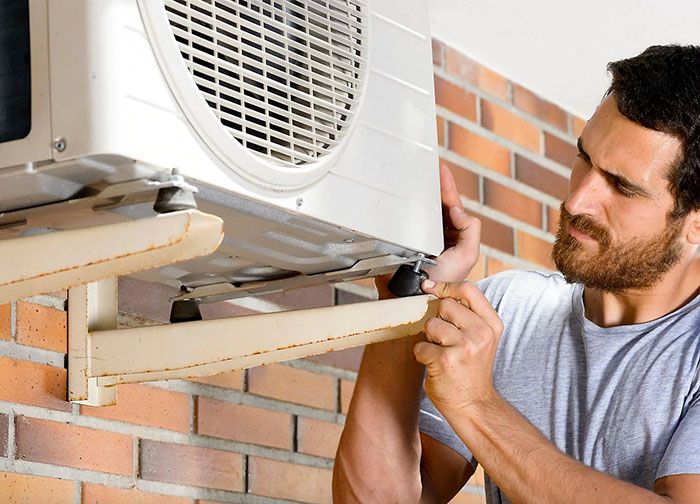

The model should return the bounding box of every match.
[576,137,652,197]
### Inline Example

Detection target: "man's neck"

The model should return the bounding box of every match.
[582,258,700,327]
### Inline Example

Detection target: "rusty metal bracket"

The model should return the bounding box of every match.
[0,209,223,304]
[68,280,437,406]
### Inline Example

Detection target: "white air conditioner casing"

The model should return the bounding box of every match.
[0,0,442,296]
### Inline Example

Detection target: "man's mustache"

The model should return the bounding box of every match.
[560,206,611,248]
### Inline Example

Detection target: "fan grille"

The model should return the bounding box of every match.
[163,0,366,167]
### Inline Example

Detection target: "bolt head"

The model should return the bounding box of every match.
[52,138,66,152]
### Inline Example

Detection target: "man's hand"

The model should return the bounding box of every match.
[415,280,504,415]
[376,164,481,298]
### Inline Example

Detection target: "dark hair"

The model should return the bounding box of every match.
[606,44,700,219]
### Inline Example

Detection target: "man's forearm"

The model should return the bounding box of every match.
[443,394,671,504]
[333,334,426,502]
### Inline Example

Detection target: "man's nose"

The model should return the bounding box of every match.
[564,167,605,217]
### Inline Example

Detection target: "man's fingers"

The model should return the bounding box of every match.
[425,316,462,346]
[414,341,442,366]
[439,164,462,209]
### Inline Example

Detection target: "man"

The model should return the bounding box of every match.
[333,45,700,503]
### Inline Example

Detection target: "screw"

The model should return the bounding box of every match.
[296,197,303,208]
[53,138,66,152]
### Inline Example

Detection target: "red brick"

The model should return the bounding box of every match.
[0,357,70,412]
[441,159,480,202]
[436,116,445,147]
[140,439,243,492]
[249,457,332,503]
[0,304,10,340]
[81,384,190,432]
[449,123,511,176]
[512,84,568,131]
[449,493,486,504]
[248,364,336,411]
[544,132,577,168]
[189,369,245,390]
[514,154,569,201]
[262,285,334,310]
[0,472,74,503]
[486,257,516,276]
[547,206,561,235]
[483,179,542,228]
[197,397,291,449]
[432,38,443,67]
[481,99,540,152]
[434,76,477,121]
[572,116,587,137]
[477,213,514,255]
[297,417,344,459]
[518,231,555,269]
[444,48,509,100]
[15,302,66,353]
[15,416,133,475]
[340,379,355,414]
[81,483,189,504]
[306,347,364,373]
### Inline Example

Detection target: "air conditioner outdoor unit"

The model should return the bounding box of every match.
[1,0,441,302]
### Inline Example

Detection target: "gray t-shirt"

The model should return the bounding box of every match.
[419,269,700,503]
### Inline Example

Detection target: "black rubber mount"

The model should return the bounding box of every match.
[387,264,430,297]
[153,186,197,214]
[169,298,202,323]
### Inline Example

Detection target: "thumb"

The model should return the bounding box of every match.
[421,279,464,299]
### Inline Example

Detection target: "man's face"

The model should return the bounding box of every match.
[551,96,685,292]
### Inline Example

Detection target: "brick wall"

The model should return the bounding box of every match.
[0,39,584,503]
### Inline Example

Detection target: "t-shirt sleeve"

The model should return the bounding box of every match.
[656,393,700,479]
[418,388,477,469]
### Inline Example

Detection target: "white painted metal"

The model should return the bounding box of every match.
[68,280,118,406]
[0,210,223,304]
[68,285,437,405]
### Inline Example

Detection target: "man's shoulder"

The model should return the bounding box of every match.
[478,268,568,294]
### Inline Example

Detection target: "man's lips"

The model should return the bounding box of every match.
[567,223,596,241]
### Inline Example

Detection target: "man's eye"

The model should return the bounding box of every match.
[615,181,635,198]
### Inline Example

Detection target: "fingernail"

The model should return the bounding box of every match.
[422,279,435,289]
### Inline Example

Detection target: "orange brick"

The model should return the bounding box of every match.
[197,397,291,449]
[80,384,190,432]
[477,212,514,255]
[306,347,363,373]
[547,205,562,235]
[449,492,486,504]
[466,255,487,282]
[486,257,516,276]
[544,132,577,168]
[340,379,355,414]
[481,99,540,152]
[0,357,70,412]
[0,472,74,503]
[434,76,477,121]
[15,416,133,475]
[483,179,542,228]
[448,123,511,176]
[437,116,446,147]
[15,302,66,353]
[441,159,479,202]
[248,364,336,411]
[0,304,10,340]
[81,483,189,504]
[432,38,444,67]
[140,439,243,492]
[249,457,332,503]
[572,116,587,137]
[512,84,568,131]
[518,231,555,270]
[297,417,344,459]
[444,47,509,100]
[189,369,244,390]
[514,154,569,201]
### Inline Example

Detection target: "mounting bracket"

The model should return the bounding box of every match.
[68,279,437,406]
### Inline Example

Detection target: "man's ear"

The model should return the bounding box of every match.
[687,209,700,245]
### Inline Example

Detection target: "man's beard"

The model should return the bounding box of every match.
[551,204,684,292]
